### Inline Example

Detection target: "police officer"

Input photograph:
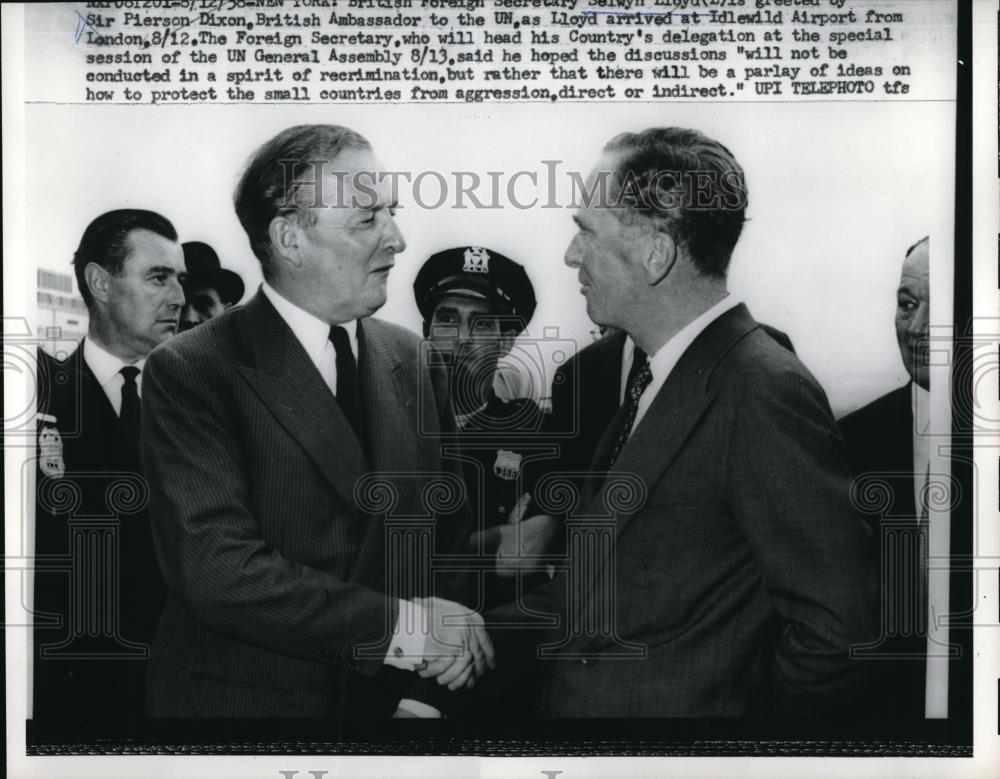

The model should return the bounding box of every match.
[414,245,547,531]
[414,245,555,720]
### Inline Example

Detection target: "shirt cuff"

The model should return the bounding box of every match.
[396,698,442,718]
[384,598,426,670]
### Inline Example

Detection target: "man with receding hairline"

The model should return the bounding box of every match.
[495,128,878,718]
[140,125,492,723]
[839,236,934,719]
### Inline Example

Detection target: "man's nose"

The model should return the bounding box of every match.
[908,302,929,338]
[383,214,406,254]
[564,235,581,268]
[179,304,198,329]
[166,277,186,307]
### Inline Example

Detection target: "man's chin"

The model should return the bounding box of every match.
[359,289,388,318]
[586,308,614,332]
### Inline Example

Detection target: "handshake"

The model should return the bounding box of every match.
[410,596,495,691]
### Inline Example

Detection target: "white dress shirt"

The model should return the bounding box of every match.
[620,336,636,406]
[628,295,742,439]
[262,283,357,395]
[261,283,436,716]
[82,337,145,416]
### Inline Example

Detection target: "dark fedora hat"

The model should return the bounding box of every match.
[182,241,245,305]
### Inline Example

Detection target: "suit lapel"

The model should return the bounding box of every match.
[893,384,917,517]
[588,330,627,426]
[583,356,718,527]
[588,401,628,476]
[894,384,916,472]
[357,319,418,510]
[234,292,366,507]
[597,366,717,530]
[578,331,629,473]
[590,305,759,528]
[349,320,429,589]
[573,306,760,612]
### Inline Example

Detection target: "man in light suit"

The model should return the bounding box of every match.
[34,209,186,724]
[140,125,492,723]
[496,127,878,718]
[838,237,933,718]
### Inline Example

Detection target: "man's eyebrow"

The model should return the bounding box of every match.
[357,199,397,212]
[147,265,181,275]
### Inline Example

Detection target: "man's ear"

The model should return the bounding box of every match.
[643,231,677,286]
[83,262,111,305]
[268,214,303,269]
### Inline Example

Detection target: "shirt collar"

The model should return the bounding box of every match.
[262,282,357,363]
[646,295,742,387]
[83,337,145,389]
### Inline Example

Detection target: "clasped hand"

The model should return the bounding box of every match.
[470,493,559,579]
[414,596,495,690]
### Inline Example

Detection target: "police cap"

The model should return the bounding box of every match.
[413,246,536,328]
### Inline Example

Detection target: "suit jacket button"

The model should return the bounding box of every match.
[580,658,588,664]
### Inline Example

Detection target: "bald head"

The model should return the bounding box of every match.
[895,238,929,390]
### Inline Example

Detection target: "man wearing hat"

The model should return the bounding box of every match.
[414,245,560,583]
[414,246,558,719]
[414,245,555,517]
[179,241,245,331]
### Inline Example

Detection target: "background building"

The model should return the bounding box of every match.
[37,268,87,357]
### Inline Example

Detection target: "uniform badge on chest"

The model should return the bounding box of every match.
[38,420,65,479]
[493,449,523,481]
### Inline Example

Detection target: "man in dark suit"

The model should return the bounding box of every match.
[413,246,554,571]
[33,209,186,724]
[494,127,878,718]
[547,316,794,475]
[838,236,932,718]
[414,246,556,720]
[140,125,492,723]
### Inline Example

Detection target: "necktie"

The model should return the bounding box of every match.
[607,348,652,468]
[329,325,364,444]
[118,365,142,467]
